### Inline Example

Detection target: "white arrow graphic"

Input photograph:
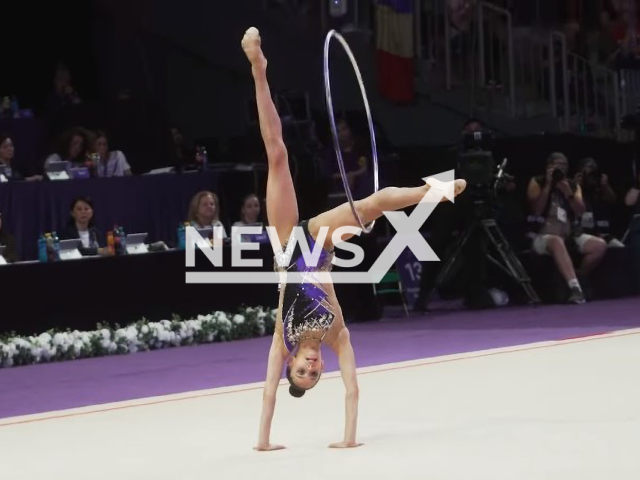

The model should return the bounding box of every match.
[185,170,458,284]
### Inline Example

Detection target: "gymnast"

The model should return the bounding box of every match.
[242,27,466,451]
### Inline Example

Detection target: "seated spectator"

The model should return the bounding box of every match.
[187,191,227,238]
[625,171,640,211]
[0,133,42,181]
[0,210,18,263]
[91,130,132,177]
[46,63,82,115]
[232,194,263,227]
[61,197,104,256]
[573,158,622,246]
[44,127,93,170]
[527,152,607,304]
[0,96,17,119]
[170,126,200,172]
[323,117,370,202]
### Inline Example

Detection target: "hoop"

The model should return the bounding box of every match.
[323,30,379,234]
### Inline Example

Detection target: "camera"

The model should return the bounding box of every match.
[458,130,496,186]
[462,129,494,152]
[552,168,565,183]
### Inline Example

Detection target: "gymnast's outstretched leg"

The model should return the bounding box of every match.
[242,27,298,246]
[309,180,467,247]
[243,27,299,453]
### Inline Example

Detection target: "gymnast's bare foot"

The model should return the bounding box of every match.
[242,27,267,71]
[422,178,467,202]
[453,179,467,197]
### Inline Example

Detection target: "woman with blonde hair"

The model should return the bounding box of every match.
[187,190,227,238]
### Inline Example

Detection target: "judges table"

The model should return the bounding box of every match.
[0,243,380,336]
[0,166,268,261]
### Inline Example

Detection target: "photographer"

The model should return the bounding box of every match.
[527,152,606,304]
[574,158,622,246]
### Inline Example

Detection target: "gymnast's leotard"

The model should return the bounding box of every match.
[275,220,336,353]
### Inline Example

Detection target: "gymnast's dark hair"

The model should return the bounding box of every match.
[286,365,306,398]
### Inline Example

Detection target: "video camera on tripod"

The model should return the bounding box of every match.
[423,127,540,309]
[457,129,512,201]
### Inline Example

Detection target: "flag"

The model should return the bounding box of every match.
[375,0,415,103]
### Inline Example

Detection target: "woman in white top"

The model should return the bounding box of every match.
[187,190,227,238]
[92,130,132,177]
[232,193,263,227]
[61,197,105,256]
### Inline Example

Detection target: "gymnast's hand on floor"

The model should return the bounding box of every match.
[242,27,267,71]
[254,443,286,452]
[328,441,364,449]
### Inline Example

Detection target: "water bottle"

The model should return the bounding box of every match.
[45,233,54,262]
[119,226,127,254]
[52,232,61,261]
[196,145,208,171]
[177,223,186,250]
[201,146,208,171]
[38,235,48,263]
[107,231,115,256]
[185,221,192,247]
[113,225,121,255]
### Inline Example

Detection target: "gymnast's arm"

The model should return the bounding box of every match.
[255,334,287,451]
[329,327,362,448]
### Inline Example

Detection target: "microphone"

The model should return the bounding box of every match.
[496,158,508,179]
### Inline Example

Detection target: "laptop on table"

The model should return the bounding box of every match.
[126,233,149,254]
[45,161,71,181]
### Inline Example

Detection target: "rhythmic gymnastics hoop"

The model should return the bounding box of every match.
[323,29,379,234]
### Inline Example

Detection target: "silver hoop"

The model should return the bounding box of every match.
[323,30,379,234]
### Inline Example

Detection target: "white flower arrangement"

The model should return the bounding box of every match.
[0,306,277,368]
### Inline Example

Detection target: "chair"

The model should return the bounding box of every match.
[373,269,409,317]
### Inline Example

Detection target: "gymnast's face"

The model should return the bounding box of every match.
[289,347,324,390]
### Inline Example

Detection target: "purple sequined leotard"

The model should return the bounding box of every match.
[275,220,335,353]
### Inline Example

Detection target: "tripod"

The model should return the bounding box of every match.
[424,199,541,309]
